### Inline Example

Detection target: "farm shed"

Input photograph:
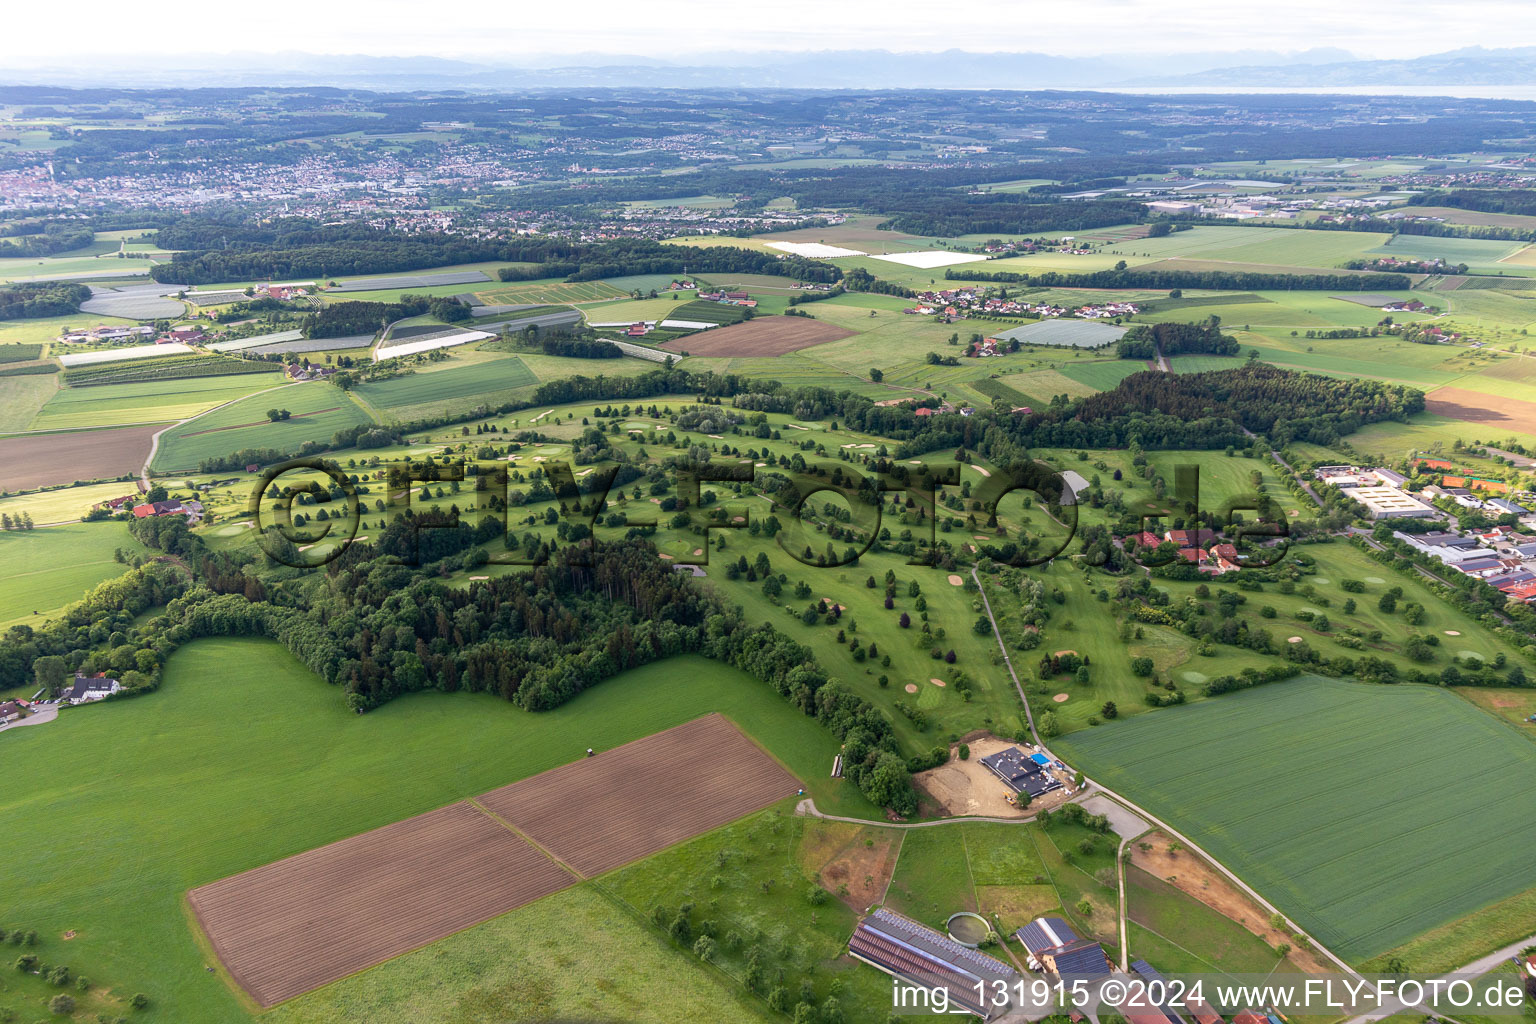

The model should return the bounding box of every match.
[848,908,1017,1020]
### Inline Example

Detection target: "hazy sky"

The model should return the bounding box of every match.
[5,0,1533,61]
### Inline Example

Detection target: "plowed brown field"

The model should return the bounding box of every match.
[188,802,571,1007]
[189,714,800,1005]
[478,713,800,876]
[657,315,853,356]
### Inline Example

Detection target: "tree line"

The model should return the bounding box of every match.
[950,266,1413,291]
[1116,319,1240,360]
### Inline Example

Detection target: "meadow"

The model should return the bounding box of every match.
[0,640,869,1024]
[0,371,56,432]
[0,480,139,525]
[1055,676,1536,963]
[28,373,286,431]
[151,383,375,471]
[0,522,144,630]
[354,355,537,412]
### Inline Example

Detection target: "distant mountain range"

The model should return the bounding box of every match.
[8,46,1536,92]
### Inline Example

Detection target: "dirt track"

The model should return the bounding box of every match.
[658,315,854,357]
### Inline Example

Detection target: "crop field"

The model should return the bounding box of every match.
[330,270,491,292]
[1058,359,1148,390]
[0,423,161,490]
[354,355,537,411]
[1369,235,1528,268]
[0,342,43,362]
[29,374,283,431]
[190,802,574,1006]
[656,315,854,356]
[473,279,627,305]
[1165,354,1245,373]
[0,641,859,1024]
[1055,676,1536,962]
[993,318,1126,348]
[477,714,801,877]
[0,522,146,627]
[79,283,185,319]
[151,383,374,471]
[0,480,140,526]
[1425,385,1536,434]
[0,372,56,432]
[263,886,777,1024]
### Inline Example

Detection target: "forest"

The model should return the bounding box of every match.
[1116,319,1241,360]
[0,280,92,319]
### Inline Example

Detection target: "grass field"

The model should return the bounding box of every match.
[0,371,56,431]
[29,374,284,431]
[0,640,869,1023]
[0,522,144,628]
[473,279,627,305]
[354,355,537,412]
[263,886,777,1024]
[883,818,1119,948]
[1056,676,1536,963]
[603,809,890,1022]
[1126,866,1296,977]
[151,383,374,471]
[0,480,139,525]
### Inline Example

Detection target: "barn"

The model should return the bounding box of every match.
[848,908,1017,1020]
[1015,916,1110,977]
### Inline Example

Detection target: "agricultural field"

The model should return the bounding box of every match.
[472,278,628,305]
[29,373,289,431]
[1056,676,1536,963]
[191,801,573,1006]
[0,640,867,1024]
[353,355,537,413]
[263,886,778,1024]
[657,316,854,356]
[0,479,141,525]
[0,522,145,628]
[0,423,161,491]
[150,383,374,472]
[0,371,57,432]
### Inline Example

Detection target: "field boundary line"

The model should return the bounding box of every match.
[466,796,588,882]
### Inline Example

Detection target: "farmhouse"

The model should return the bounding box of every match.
[66,673,120,704]
[1015,916,1111,977]
[0,700,26,724]
[848,908,1018,1020]
[977,747,1062,798]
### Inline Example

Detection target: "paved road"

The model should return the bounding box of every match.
[1270,449,1326,508]
[970,565,1364,980]
[0,706,57,734]
[1339,932,1536,1024]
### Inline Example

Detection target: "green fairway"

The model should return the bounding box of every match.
[354,355,537,412]
[0,639,868,1024]
[1055,676,1536,963]
[151,382,374,471]
[0,522,145,629]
